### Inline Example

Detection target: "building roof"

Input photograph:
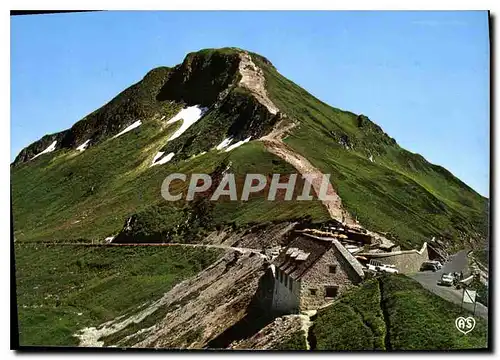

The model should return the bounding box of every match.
[273,233,365,280]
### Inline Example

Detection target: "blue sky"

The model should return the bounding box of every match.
[11,11,490,196]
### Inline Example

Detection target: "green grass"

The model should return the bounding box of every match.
[253,56,488,250]
[12,118,328,243]
[312,279,386,350]
[473,249,489,269]
[10,47,490,351]
[468,277,488,307]
[116,142,330,244]
[14,243,222,346]
[273,330,308,350]
[11,115,182,242]
[12,47,487,250]
[311,275,488,350]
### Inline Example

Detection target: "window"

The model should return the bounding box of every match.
[284,274,288,287]
[310,289,317,296]
[325,286,339,298]
[329,265,337,274]
[289,278,293,291]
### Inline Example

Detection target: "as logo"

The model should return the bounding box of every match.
[455,316,476,335]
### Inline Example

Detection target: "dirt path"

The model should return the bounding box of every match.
[30,241,268,258]
[238,52,279,115]
[260,120,354,225]
[298,310,317,350]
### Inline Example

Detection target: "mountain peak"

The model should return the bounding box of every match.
[12,47,488,254]
[12,47,278,165]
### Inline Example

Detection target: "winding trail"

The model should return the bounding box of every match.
[260,120,354,225]
[29,241,268,259]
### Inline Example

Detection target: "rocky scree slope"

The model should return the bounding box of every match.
[74,250,275,349]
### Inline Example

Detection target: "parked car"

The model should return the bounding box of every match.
[439,273,455,286]
[420,261,440,272]
[367,263,399,274]
[366,263,379,272]
[378,264,399,274]
[430,260,443,269]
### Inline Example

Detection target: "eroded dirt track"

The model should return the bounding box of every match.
[260,120,353,225]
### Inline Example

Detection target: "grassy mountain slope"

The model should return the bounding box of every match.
[12,47,487,251]
[252,56,488,249]
[14,243,222,346]
[311,275,487,350]
[12,118,328,243]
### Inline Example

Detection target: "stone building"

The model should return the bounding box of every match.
[271,233,365,314]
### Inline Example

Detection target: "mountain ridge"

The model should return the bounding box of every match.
[11,47,488,251]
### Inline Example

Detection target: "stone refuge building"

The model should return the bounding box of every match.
[271,233,365,314]
[299,223,431,274]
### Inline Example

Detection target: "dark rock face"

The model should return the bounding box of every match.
[206,266,277,349]
[13,48,275,167]
[156,51,241,107]
[223,89,279,140]
[356,114,369,128]
[13,131,68,164]
[157,86,281,161]
[356,114,397,147]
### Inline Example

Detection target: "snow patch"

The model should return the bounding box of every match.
[152,151,165,165]
[215,137,233,150]
[76,139,91,152]
[225,137,251,152]
[166,105,208,141]
[31,141,57,160]
[190,151,207,159]
[112,120,142,139]
[105,236,115,243]
[369,155,374,162]
[151,152,175,166]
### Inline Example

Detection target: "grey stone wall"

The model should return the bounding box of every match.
[271,267,300,314]
[299,247,362,310]
[372,246,429,274]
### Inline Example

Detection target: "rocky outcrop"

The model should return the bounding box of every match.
[156,50,241,107]
[14,47,287,168]
[229,315,303,350]
[75,250,274,349]
[13,132,67,164]
[202,221,297,249]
